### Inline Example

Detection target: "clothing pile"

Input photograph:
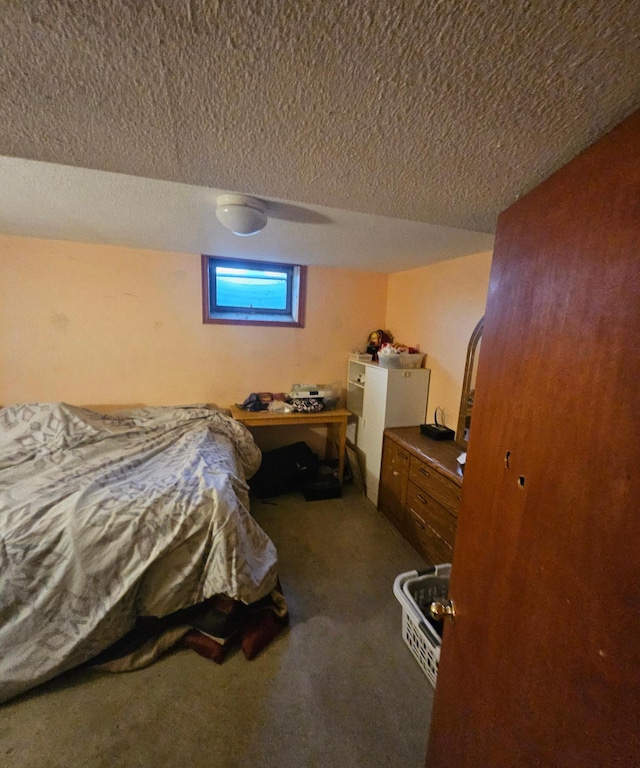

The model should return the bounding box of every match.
[237,385,335,414]
[88,582,289,671]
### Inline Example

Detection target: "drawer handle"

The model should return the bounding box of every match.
[416,493,428,505]
[419,467,430,477]
[411,511,426,530]
[399,451,409,459]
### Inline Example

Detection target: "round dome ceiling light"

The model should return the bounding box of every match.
[215,193,268,236]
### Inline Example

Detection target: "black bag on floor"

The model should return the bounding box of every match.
[249,442,319,498]
[302,460,342,501]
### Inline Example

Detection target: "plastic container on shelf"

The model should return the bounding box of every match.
[393,564,451,686]
[349,352,373,362]
[378,352,425,369]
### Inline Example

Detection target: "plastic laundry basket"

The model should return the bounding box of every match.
[393,564,451,686]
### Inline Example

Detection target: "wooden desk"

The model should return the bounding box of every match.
[229,406,350,483]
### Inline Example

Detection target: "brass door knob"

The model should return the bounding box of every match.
[429,600,457,622]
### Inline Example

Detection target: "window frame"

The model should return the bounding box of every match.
[201,255,307,328]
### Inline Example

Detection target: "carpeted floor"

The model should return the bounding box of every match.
[1,486,433,768]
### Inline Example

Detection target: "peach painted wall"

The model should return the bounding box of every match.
[0,236,388,421]
[386,251,493,432]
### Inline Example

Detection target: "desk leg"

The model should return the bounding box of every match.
[337,417,347,484]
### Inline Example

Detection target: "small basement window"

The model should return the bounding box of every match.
[202,255,307,327]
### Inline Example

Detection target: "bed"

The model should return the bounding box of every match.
[0,402,279,704]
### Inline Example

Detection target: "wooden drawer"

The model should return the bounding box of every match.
[406,507,453,565]
[406,481,457,546]
[378,438,410,527]
[409,456,462,516]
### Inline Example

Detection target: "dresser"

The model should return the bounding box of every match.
[378,427,463,564]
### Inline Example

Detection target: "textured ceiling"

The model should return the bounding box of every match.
[0,155,495,272]
[0,0,639,250]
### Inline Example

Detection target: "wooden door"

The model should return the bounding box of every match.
[426,109,640,767]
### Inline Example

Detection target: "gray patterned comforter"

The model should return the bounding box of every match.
[0,403,277,703]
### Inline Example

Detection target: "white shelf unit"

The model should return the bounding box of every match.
[347,359,430,505]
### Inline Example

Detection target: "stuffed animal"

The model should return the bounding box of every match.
[366,329,393,360]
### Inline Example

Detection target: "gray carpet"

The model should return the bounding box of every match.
[1,486,433,768]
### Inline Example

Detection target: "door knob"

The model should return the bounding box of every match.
[429,599,457,622]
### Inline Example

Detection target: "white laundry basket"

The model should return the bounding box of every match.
[393,564,451,686]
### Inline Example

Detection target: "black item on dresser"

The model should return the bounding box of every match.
[420,423,455,441]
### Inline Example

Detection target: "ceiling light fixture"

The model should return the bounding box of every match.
[215,193,268,236]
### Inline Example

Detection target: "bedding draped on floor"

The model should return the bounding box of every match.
[0,403,278,704]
